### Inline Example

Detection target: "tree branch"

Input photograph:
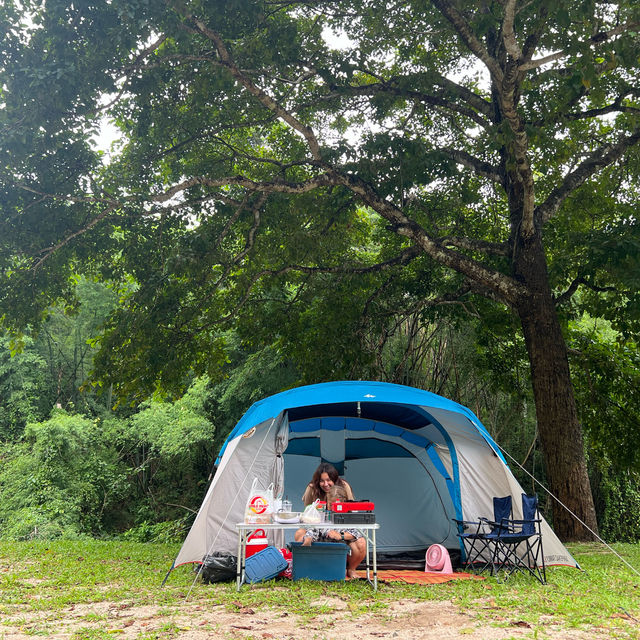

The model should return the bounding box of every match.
[530,92,640,127]
[88,35,169,115]
[215,247,423,324]
[16,183,116,206]
[214,192,266,251]
[151,173,334,203]
[591,21,640,43]
[323,78,492,128]
[518,50,565,72]
[287,246,423,275]
[432,74,495,119]
[502,0,523,60]
[441,236,509,256]
[520,4,549,64]
[165,502,198,514]
[441,147,503,184]
[32,203,120,271]
[565,104,640,121]
[329,171,527,305]
[556,276,623,306]
[173,7,323,161]
[430,0,504,82]
[520,20,640,71]
[537,126,640,224]
[14,184,121,271]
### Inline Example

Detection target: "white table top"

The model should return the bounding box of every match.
[236,521,379,530]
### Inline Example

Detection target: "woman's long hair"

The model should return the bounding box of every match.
[307,462,343,502]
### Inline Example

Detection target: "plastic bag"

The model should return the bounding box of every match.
[278,548,293,579]
[200,553,237,584]
[244,478,275,524]
[300,499,322,524]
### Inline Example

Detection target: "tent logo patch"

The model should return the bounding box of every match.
[249,496,268,514]
[243,427,256,439]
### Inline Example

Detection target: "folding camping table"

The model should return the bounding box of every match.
[235,522,380,591]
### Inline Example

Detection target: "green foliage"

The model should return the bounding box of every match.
[204,341,299,453]
[0,410,128,539]
[569,316,640,470]
[131,377,214,458]
[120,517,190,544]
[0,277,118,441]
[594,466,640,543]
[35,277,119,412]
[98,377,216,531]
[2,0,638,410]
[0,374,217,540]
[0,334,53,440]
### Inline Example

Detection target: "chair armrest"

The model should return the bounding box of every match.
[499,518,542,527]
[493,518,543,537]
[452,518,482,533]
[482,518,515,533]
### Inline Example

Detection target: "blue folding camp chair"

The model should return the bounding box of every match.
[491,493,546,584]
[454,495,512,574]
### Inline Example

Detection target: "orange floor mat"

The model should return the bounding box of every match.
[375,570,484,584]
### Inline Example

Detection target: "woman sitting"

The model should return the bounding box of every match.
[302,462,355,505]
[296,463,366,579]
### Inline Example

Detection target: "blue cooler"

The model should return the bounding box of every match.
[244,546,288,583]
[290,541,349,581]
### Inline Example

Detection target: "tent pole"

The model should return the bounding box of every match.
[161,563,175,587]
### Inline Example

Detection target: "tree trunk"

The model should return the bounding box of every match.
[514,233,598,541]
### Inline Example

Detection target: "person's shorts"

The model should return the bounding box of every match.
[302,527,363,543]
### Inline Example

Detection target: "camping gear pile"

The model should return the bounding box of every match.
[166,381,577,582]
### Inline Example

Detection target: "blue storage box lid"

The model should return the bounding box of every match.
[244,546,288,584]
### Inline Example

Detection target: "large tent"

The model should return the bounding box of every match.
[171,381,576,571]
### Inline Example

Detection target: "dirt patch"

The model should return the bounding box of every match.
[1,598,623,639]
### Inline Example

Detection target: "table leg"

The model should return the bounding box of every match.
[372,528,377,591]
[364,532,371,583]
[236,530,245,591]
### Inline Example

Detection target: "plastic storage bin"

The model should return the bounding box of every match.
[290,541,349,581]
[244,546,288,583]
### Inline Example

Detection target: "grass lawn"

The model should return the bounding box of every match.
[0,540,638,639]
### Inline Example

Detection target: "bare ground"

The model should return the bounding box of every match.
[2,595,633,639]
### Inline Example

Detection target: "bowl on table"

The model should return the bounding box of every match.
[274,510,301,523]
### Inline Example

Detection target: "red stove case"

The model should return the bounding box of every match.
[330,500,375,513]
[330,500,376,524]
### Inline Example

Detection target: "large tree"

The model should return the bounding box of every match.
[2,0,640,539]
